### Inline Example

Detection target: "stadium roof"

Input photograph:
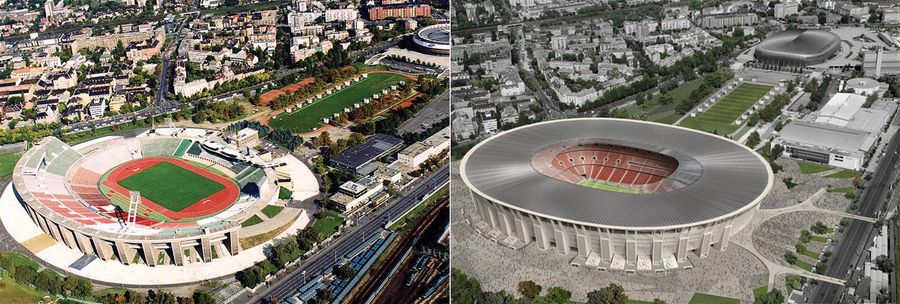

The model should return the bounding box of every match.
[754,29,841,66]
[331,133,404,170]
[460,118,773,229]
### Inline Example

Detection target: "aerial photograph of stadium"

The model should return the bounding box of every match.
[0,0,451,302]
[451,1,900,304]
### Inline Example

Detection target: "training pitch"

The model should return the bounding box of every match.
[268,73,408,133]
[679,83,773,135]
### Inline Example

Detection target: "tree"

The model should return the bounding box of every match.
[754,289,784,304]
[784,251,798,265]
[546,286,572,303]
[335,263,357,281]
[193,291,216,304]
[875,255,893,273]
[587,283,629,304]
[517,280,542,299]
[746,131,761,148]
[796,243,806,254]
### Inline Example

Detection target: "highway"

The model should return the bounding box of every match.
[806,123,900,303]
[242,165,449,304]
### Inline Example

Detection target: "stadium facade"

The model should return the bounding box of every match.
[11,131,282,266]
[460,119,773,271]
[754,29,841,67]
[412,24,450,55]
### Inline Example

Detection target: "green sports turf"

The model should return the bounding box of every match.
[578,179,646,194]
[797,161,833,174]
[680,83,773,135]
[825,169,862,179]
[0,152,21,177]
[268,73,407,133]
[117,162,225,212]
[688,293,740,304]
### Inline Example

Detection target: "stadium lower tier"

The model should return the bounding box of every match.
[15,185,240,266]
[467,192,756,271]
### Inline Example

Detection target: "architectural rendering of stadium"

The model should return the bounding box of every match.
[460,119,773,271]
[754,29,841,67]
[412,24,450,55]
[6,128,318,276]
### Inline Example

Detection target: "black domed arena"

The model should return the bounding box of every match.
[754,29,841,67]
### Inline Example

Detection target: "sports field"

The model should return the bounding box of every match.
[268,73,408,133]
[679,83,773,135]
[117,162,225,212]
[578,179,646,194]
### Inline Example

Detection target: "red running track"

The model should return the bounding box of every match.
[100,157,240,222]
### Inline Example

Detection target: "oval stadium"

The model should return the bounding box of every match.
[459,118,773,271]
[412,24,450,55]
[6,128,318,283]
[754,29,841,67]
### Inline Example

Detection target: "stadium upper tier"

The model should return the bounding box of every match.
[13,135,272,238]
[754,29,841,66]
[460,118,773,229]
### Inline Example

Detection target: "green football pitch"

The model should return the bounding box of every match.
[117,162,225,212]
[679,83,773,135]
[578,179,646,194]
[268,73,407,133]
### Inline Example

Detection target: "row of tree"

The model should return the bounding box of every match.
[226,120,304,151]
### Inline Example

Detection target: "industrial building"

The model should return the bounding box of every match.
[863,49,900,77]
[777,93,894,170]
[330,133,404,175]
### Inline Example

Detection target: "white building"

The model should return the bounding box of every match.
[325,9,358,22]
[774,3,799,19]
[659,18,690,31]
[331,177,384,213]
[397,127,450,168]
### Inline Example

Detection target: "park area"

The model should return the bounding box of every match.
[267,73,408,133]
[679,83,773,135]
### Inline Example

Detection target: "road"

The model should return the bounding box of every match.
[806,122,900,303]
[242,165,449,303]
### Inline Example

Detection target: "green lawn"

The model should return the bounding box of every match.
[0,275,46,304]
[645,77,706,124]
[0,152,21,177]
[311,210,344,238]
[242,215,263,227]
[578,179,646,194]
[268,73,407,133]
[800,249,821,259]
[261,205,284,218]
[679,83,773,135]
[826,169,862,179]
[795,260,814,271]
[828,187,856,195]
[752,285,768,301]
[117,161,226,212]
[797,161,833,174]
[278,186,292,200]
[811,235,828,243]
[688,293,740,304]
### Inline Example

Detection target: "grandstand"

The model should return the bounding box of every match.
[10,131,288,267]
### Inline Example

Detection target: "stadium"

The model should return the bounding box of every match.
[754,29,841,67]
[412,24,450,55]
[460,119,773,271]
[9,128,311,269]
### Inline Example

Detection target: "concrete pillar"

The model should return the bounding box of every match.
[534,221,550,250]
[75,233,94,255]
[200,237,212,262]
[652,240,662,265]
[718,225,732,251]
[60,228,77,249]
[477,197,491,225]
[554,228,568,255]
[700,232,712,258]
[576,233,589,258]
[228,230,240,254]
[486,204,500,231]
[142,242,156,266]
[626,240,636,262]
[171,241,184,266]
[114,240,131,264]
[36,214,50,235]
[600,237,611,261]
[499,209,514,236]
[677,236,688,262]
[92,238,112,260]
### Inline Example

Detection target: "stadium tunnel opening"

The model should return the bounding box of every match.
[531,140,680,194]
